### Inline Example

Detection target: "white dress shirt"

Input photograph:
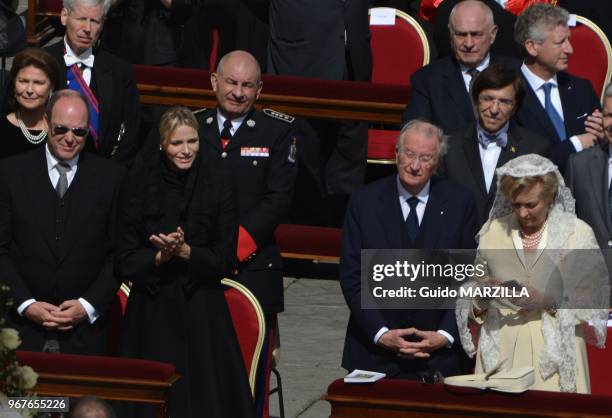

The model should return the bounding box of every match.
[477,122,509,193]
[64,38,94,86]
[521,63,583,151]
[216,111,247,136]
[17,145,98,324]
[460,54,491,92]
[372,177,454,347]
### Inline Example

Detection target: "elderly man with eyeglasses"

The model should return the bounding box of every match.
[0,89,124,355]
[339,119,478,380]
[441,64,550,226]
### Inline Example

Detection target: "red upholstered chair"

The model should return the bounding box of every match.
[568,15,612,101]
[26,0,63,45]
[585,322,612,396]
[368,8,431,164]
[16,350,179,418]
[221,277,266,397]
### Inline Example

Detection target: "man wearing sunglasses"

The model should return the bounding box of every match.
[0,89,124,355]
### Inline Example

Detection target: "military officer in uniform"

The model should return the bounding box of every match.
[197,50,297,417]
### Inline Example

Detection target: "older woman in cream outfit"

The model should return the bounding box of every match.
[456,154,609,393]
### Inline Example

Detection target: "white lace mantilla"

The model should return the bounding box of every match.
[457,154,609,393]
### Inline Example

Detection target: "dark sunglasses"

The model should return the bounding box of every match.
[52,124,89,138]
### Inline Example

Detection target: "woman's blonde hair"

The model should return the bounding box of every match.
[159,106,199,147]
[499,172,558,203]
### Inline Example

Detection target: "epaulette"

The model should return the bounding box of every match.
[192,108,207,115]
[263,108,294,124]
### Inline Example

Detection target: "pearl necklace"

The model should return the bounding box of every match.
[16,110,47,144]
[520,220,547,249]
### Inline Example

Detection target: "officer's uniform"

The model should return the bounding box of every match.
[197,107,297,314]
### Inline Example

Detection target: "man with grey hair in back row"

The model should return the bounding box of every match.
[565,82,612,304]
[513,3,604,170]
[45,0,141,165]
[340,120,478,379]
[402,0,519,134]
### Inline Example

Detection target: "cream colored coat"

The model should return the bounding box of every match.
[469,214,605,393]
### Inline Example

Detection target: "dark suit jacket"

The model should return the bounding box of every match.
[514,70,601,169]
[0,148,124,354]
[340,175,478,376]
[267,0,372,81]
[46,41,141,165]
[442,122,551,225]
[565,145,611,250]
[197,108,297,314]
[402,55,519,133]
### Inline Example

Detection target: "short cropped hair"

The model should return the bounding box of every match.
[8,47,61,111]
[499,172,558,203]
[46,89,91,126]
[159,106,199,148]
[514,3,569,55]
[396,119,448,159]
[63,0,111,15]
[471,64,526,109]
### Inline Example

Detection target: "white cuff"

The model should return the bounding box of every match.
[569,135,582,152]
[17,299,36,316]
[374,326,390,344]
[78,298,99,324]
[437,330,454,347]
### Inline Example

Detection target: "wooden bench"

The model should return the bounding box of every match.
[16,351,179,418]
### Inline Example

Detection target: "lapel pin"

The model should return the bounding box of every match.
[511,146,517,153]
[246,119,256,128]
[206,117,213,125]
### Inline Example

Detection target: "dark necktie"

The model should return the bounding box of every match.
[220,119,233,149]
[542,83,567,141]
[55,162,70,198]
[467,68,480,92]
[405,196,420,242]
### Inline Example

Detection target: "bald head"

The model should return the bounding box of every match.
[71,397,115,418]
[216,50,261,83]
[448,0,497,68]
[211,50,263,119]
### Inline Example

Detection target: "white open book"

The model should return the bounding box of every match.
[344,369,386,384]
[444,367,535,393]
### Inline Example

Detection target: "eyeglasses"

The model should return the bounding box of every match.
[399,151,437,166]
[52,124,89,138]
[478,95,515,110]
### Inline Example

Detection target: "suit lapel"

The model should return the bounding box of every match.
[58,154,96,262]
[557,72,579,136]
[587,147,609,231]
[378,177,403,248]
[443,60,474,124]
[421,179,446,248]
[520,74,561,142]
[92,54,113,147]
[460,125,487,197]
[27,148,62,258]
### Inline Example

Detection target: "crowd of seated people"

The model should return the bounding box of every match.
[1,0,611,416]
